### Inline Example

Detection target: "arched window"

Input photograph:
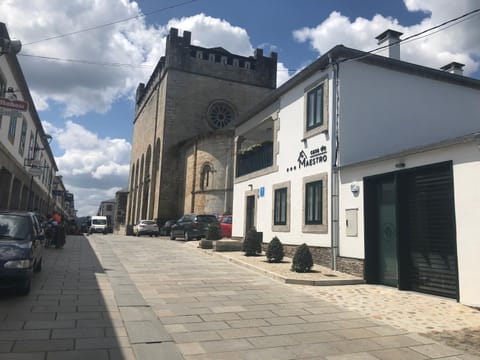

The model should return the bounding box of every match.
[200,164,212,190]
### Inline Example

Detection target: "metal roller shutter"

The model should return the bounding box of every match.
[406,163,458,299]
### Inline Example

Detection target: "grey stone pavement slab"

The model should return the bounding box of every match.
[0,234,479,360]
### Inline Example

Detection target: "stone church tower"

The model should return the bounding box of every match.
[125,28,277,228]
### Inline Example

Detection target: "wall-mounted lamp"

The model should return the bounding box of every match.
[6,87,17,100]
[248,184,253,191]
[34,133,53,152]
[350,183,360,195]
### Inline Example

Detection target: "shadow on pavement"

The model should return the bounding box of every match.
[0,235,131,359]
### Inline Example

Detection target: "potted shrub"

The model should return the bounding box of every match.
[243,227,261,256]
[266,236,284,263]
[206,222,222,240]
[291,243,313,273]
[200,222,222,249]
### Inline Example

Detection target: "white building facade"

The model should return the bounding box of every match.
[232,33,480,306]
[0,22,65,217]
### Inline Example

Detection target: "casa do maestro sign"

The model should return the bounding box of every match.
[286,145,328,173]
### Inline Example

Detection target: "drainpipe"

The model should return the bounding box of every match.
[329,55,340,271]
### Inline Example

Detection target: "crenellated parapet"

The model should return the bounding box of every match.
[135,28,277,112]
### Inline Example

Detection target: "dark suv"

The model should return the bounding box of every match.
[170,214,218,241]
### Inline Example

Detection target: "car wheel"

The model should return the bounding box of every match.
[17,280,31,296]
[34,258,42,272]
[170,232,176,240]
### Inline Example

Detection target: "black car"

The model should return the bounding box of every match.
[170,214,218,241]
[160,219,176,236]
[0,211,45,295]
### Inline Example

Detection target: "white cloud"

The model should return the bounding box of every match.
[293,0,480,76]
[0,0,164,117]
[0,5,282,116]
[276,62,291,87]
[1,3,287,217]
[42,120,131,216]
[167,13,254,56]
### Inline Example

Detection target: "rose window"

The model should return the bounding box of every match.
[208,103,234,129]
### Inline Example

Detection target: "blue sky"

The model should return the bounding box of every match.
[1,0,479,216]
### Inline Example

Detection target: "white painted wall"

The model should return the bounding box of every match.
[233,70,333,247]
[339,141,480,307]
[0,55,54,192]
[338,61,480,166]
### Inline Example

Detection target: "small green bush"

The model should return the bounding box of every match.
[291,243,313,273]
[206,223,222,240]
[243,227,261,256]
[266,236,284,263]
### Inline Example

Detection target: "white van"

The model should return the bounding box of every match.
[89,216,108,234]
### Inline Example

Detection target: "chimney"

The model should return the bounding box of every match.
[440,62,465,76]
[375,29,403,60]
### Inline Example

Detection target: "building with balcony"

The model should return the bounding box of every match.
[232,30,480,306]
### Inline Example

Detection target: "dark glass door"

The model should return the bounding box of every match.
[245,195,255,234]
[377,177,398,287]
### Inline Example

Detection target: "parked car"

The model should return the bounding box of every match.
[220,215,232,238]
[0,211,45,295]
[133,220,159,237]
[170,214,218,241]
[160,219,176,236]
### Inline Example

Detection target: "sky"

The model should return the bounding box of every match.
[1,0,479,217]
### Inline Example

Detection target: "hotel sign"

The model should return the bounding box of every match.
[0,97,28,112]
[287,145,328,173]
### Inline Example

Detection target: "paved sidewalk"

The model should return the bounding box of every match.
[187,239,480,356]
[0,234,478,360]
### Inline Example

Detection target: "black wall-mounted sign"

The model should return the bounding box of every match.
[287,145,328,172]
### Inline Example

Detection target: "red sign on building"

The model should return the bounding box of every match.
[0,97,28,111]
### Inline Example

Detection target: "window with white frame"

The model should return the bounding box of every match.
[27,131,35,159]
[19,118,27,155]
[272,181,290,232]
[302,173,328,233]
[0,72,6,98]
[8,114,17,143]
[274,188,287,225]
[306,85,323,130]
[304,78,328,138]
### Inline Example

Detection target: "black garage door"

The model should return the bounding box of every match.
[404,163,458,298]
[365,162,458,299]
